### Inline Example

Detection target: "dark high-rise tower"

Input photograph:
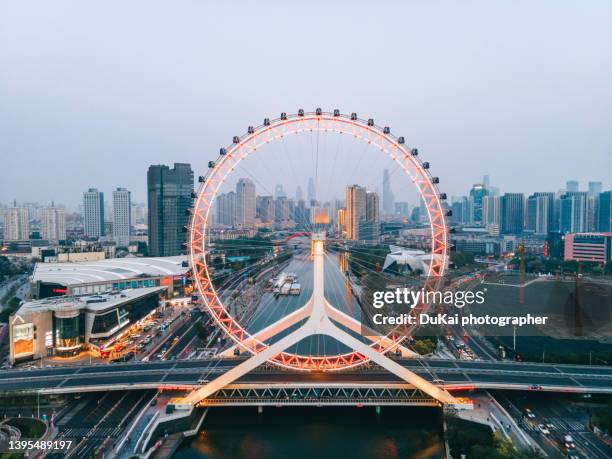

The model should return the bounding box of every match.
[500,193,525,235]
[147,163,194,257]
[598,191,611,232]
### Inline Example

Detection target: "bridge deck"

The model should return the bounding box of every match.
[0,358,611,395]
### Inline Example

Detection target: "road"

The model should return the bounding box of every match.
[46,390,154,459]
[0,358,611,394]
[496,391,612,459]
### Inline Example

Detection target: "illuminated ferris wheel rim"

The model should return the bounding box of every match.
[189,110,449,371]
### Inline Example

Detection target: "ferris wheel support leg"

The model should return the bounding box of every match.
[324,303,417,358]
[220,302,312,357]
[183,321,313,406]
[318,319,459,405]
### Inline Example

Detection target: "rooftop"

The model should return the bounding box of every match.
[15,286,165,315]
[32,256,189,286]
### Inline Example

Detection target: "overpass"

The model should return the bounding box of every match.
[1,358,611,398]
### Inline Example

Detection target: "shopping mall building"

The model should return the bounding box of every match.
[9,256,192,364]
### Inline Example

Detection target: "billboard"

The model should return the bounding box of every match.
[13,323,34,357]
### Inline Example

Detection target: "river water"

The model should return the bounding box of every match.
[174,406,444,459]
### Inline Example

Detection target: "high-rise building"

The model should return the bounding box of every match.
[394,202,410,218]
[598,191,611,232]
[588,181,602,197]
[274,196,290,229]
[256,195,274,223]
[216,192,236,227]
[468,184,488,224]
[293,199,309,227]
[450,196,470,224]
[41,204,65,243]
[482,195,501,226]
[3,206,30,241]
[307,177,316,205]
[500,193,525,235]
[382,169,395,216]
[337,208,346,235]
[559,192,587,233]
[83,188,104,239]
[361,192,380,242]
[345,185,366,240]
[586,195,598,232]
[526,194,550,235]
[566,180,579,192]
[147,163,194,256]
[274,184,286,199]
[236,178,256,228]
[295,186,303,201]
[113,188,131,247]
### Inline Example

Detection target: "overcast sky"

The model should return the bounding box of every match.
[1,1,611,209]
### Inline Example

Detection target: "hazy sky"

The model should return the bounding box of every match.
[1,1,611,209]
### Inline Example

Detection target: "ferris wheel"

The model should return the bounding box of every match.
[188,110,449,374]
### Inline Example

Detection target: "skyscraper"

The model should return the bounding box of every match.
[588,181,602,197]
[274,184,286,199]
[256,195,274,223]
[468,184,488,224]
[450,196,470,224]
[382,169,395,216]
[236,178,256,228]
[500,193,525,235]
[147,163,194,257]
[83,188,104,239]
[216,192,236,227]
[482,195,501,226]
[295,186,303,201]
[394,202,410,218]
[41,204,65,243]
[566,180,579,192]
[526,193,551,235]
[598,191,611,232]
[307,177,316,205]
[3,206,30,241]
[113,188,131,247]
[559,192,587,233]
[345,185,366,240]
[274,196,290,229]
[361,192,380,242]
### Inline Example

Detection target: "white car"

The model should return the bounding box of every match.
[538,424,550,435]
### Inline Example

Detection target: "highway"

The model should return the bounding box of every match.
[496,391,612,459]
[0,358,611,394]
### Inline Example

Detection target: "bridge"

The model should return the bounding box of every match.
[1,358,611,398]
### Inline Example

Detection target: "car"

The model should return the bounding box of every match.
[538,424,550,435]
[525,409,536,419]
[545,423,555,430]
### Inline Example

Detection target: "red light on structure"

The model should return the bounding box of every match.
[52,288,67,294]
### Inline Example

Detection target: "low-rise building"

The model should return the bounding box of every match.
[9,287,164,364]
[564,232,612,263]
[31,255,190,299]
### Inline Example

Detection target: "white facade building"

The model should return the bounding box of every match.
[113,188,131,246]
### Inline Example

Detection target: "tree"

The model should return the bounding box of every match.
[412,339,436,355]
[194,321,208,342]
